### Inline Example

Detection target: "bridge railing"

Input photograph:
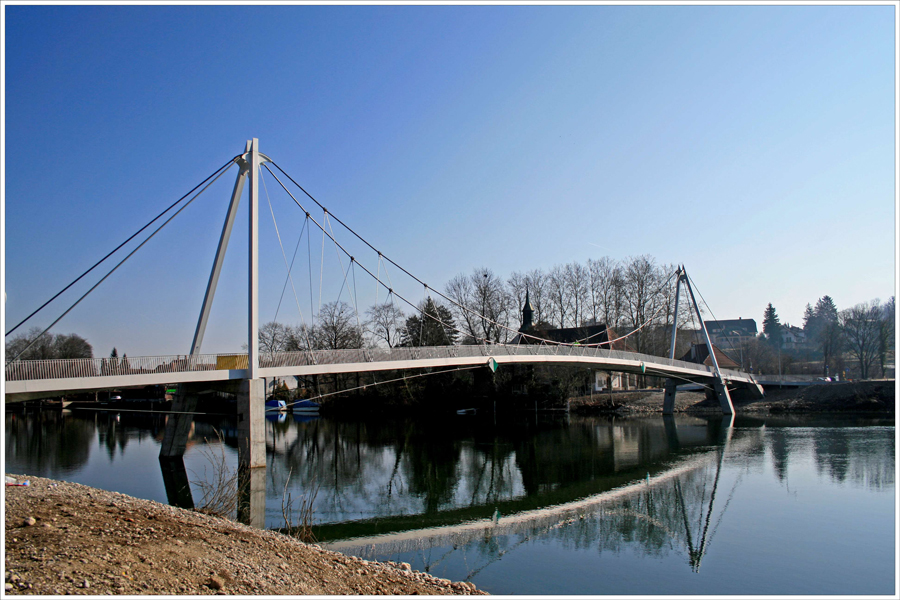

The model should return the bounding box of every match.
[6,344,756,384]
[4,353,243,382]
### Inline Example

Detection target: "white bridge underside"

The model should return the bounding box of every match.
[5,346,762,401]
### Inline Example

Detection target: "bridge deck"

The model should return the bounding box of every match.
[5,345,760,400]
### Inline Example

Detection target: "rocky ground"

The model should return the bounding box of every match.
[569,379,896,415]
[4,476,487,596]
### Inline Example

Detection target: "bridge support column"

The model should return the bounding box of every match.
[237,465,266,528]
[237,378,266,528]
[712,378,735,415]
[662,378,678,415]
[237,379,266,468]
[159,385,199,458]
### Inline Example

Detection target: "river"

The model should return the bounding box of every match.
[4,407,895,595]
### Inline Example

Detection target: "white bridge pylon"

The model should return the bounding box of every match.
[664,266,736,415]
[191,138,270,379]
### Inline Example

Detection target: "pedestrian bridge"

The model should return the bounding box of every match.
[4,344,762,402]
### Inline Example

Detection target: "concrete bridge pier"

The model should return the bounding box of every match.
[711,379,735,415]
[237,465,266,528]
[237,379,266,468]
[662,379,678,415]
[236,379,266,528]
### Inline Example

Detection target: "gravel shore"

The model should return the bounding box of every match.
[4,475,487,595]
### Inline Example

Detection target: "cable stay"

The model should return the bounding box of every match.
[8,160,237,362]
[263,162,680,352]
[5,157,238,338]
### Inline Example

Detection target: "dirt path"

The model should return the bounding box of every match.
[4,476,486,595]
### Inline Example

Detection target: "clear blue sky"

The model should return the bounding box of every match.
[3,4,896,357]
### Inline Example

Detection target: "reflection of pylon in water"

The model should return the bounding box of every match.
[672,427,741,573]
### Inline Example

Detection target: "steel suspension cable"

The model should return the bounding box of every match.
[267,161,528,339]
[266,163,680,350]
[687,272,741,358]
[272,364,482,412]
[272,218,309,324]
[263,166,476,345]
[269,161,685,350]
[6,157,238,337]
[9,162,236,362]
[260,167,309,331]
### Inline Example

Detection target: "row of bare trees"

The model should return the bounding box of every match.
[443,256,689,355]
[257,255,694,359]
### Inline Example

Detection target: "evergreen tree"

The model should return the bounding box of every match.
[802,304,815,331]
[807,295,841,376]
[762,303,783,347]
[401,297,458,346]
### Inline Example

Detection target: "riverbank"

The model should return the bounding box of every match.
[569,380,896,414]
[4,476,487,595]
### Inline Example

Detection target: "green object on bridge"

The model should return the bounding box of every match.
[487,357,498,373]
[641,363,646,374]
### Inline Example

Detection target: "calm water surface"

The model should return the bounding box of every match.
[5,408,895,595]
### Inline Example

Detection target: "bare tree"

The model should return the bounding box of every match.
[312,301,365,350]
[547,264,570,328]
[565,262,590,327]
[525,269,550,326]
[878,296,895,377]
[285,324,314,352]
[506,271,528,317]
[259,321,292,355]
[445,273,478,342]
[445,268,510,343]
[588,257,625,330]
[622,255,664,354]
[6,327,91,360]
[840,300,882,379]
[365,301,405,348]
[52,333,94,360]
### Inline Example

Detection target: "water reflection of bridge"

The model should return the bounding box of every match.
[321,417,764,576]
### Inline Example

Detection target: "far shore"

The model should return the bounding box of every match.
[568,379,895,415]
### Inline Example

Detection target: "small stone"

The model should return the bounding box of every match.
[207,576,225,591]
[24,517,37,526]
[400,562,412,572]
[42,523,53,529]
[83,579,90,589]
[5,583,12,592]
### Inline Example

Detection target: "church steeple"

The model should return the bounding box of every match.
[520,288,534,332]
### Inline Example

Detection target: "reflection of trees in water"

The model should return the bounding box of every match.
[5,411,171,477]
[768,427,791,482]
[267,415,894,540]
[5,411,96,476]
[270,415,729,525]
[812,427,894,490]
[95,413,166,460]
